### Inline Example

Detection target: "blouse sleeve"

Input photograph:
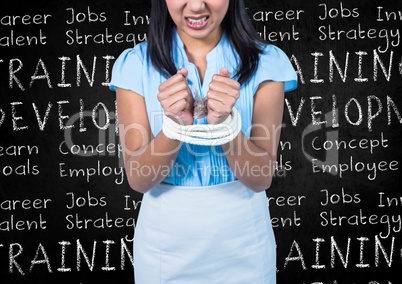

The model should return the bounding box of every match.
[252,44,298,94]
[109,45,145,96]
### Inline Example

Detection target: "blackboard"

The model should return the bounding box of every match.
[0,0,401,283]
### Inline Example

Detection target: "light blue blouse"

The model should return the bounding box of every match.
[110,30,297,186]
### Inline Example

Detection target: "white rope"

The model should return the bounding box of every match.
[162,107,242,146]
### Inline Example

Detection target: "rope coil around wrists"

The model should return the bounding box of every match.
[162,107,242,146]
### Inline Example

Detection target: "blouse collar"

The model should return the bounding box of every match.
[172,28,231,64]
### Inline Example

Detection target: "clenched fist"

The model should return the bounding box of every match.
[206,68,240,124]
[157,68,194,126]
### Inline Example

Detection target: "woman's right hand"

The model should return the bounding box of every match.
[157,68,194,126]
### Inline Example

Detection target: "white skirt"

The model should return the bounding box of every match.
[134,180,276,284]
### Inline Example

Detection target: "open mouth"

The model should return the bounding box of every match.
[185,16,209,29]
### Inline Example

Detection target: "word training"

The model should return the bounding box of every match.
[1,237,133,275]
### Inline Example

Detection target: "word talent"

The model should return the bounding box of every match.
[0,13,51,47]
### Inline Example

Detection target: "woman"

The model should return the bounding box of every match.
[110,0,297,283]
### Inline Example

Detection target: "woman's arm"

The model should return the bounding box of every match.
[222,81,285,192]
[116,69,193,193]
[116,88,182,193]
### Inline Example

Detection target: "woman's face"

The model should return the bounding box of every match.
[166,0,230,42]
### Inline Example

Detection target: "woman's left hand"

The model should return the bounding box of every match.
[206,68,240,124]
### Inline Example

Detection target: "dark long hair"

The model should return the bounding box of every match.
[147,0,265,85]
